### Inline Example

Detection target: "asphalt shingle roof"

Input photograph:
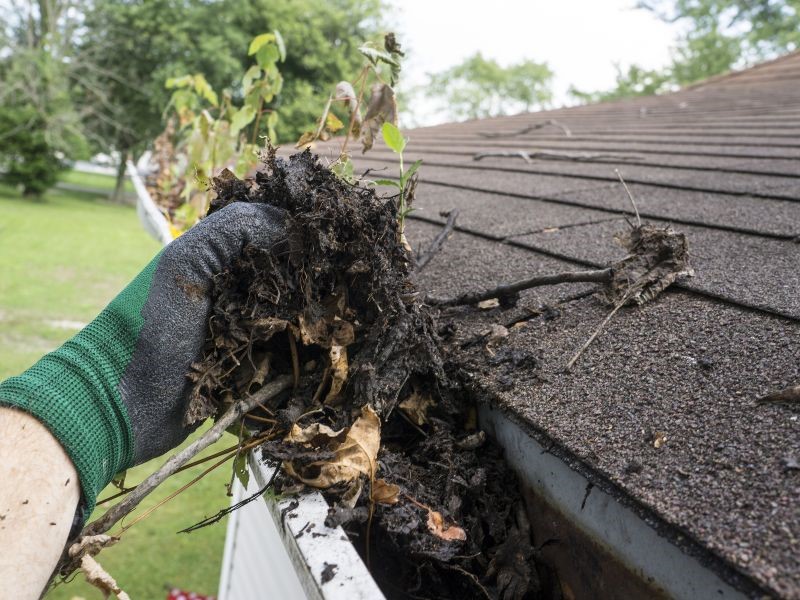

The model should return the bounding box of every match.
[303,50,800,598]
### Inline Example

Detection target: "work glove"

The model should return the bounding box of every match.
[0,202,286,521]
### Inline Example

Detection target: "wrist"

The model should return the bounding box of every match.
[0,252,162,513]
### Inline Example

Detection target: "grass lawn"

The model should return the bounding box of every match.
[58,168,136,194]
[0,180,231,598]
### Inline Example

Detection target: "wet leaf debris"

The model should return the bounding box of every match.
[191,149,551,599]
[176,145,699,599]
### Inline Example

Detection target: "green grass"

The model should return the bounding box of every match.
[0,183,231,598]
[47,424,235,600]
[58,169,135,193]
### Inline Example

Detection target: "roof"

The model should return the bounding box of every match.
[304,51,800,598]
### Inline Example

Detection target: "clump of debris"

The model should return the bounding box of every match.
[65,148,695,600]
[195,149,551,599]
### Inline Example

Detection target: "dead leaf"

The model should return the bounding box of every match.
[602,225,694,306]
[373,479,400,505]
[477,298,500,310]
[653,431,666,449]
[485,324,509,346]
[398,391,435,426]
[67,536,129,600]
[298,313,330,347]
[324,344,348,404]
[361,83,397,152]
[80,555,130,600]
[296,131,316,147]
[325,111,345,133]
[284,405,380,489]
[249,317,290,340]
[341,478,363,508]
[427,509,467,542]
[335,81,361,137]
[331,319,355,346]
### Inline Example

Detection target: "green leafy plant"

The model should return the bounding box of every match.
[296,33,420,232]
[373,122,421,231]
[155,31,285,233]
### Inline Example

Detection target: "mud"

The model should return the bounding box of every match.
[191,150,552,599]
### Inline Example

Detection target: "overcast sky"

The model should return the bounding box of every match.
[386,0,681,125]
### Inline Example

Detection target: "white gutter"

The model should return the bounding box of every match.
[218,453,385,600]
[126,159,173,246]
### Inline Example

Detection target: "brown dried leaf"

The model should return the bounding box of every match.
[361,83,397,152]
[298,313,330,347]
[603,225,694,306]
[331,319,355,346]
[79,555,130,600]
[653,431,666,449]
[373,479,400,505]
[324,344,349,404]
[335,81,361,137]
[485,324,509,346]
[284,405,380,488]
[398,391,435,426]
[427,509,467,542]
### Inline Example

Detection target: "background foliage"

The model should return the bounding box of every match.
[571,0,800,102]
[425,53,554,120]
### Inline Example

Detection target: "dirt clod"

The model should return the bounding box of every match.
[190,150,551,599]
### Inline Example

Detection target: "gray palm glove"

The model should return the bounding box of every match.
[0,201,286,515]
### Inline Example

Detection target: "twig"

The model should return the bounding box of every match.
[473,150,638,163]
[414,209,460,272]
[479,119,572,138]
[95,440,250,506]
[178,466,280,533]
[288,329,300,393]
[81,375,292,538]
[615,169,641,228]
[426,268,612,307]
[564,298,626,372]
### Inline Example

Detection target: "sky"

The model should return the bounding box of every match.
[386,0,682,126]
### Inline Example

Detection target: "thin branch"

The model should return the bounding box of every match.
[479,119,572,139]
[177,466,280,533]
[81,375,292,538]
[426,268,612,307]
[564,299,626,372]
[615,169,642,228]
[415,209,460,272]
[473,150,639,163]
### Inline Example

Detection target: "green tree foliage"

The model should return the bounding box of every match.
[0,0,384,198]
[0,1,89,197]
[640,0,800,61]
[0,105,63,197]
[426,53,554,121]
[80,0,384,155]
[569,64,674,104]
[572,0,800,104]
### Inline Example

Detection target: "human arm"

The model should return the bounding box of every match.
[0,201,286,597]
[0,407,80,598]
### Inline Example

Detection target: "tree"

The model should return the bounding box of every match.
[0,1,89,197]
[78,0,385,200]
[569,64,674,104]
[571,0,800,104]
[638,0,800,63]
[426,53,553,121]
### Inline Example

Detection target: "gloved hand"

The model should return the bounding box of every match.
[0,202,286,520]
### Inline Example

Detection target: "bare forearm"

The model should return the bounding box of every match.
[0,407,80,599]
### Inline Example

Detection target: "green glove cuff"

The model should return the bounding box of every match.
[0,252,161,515]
